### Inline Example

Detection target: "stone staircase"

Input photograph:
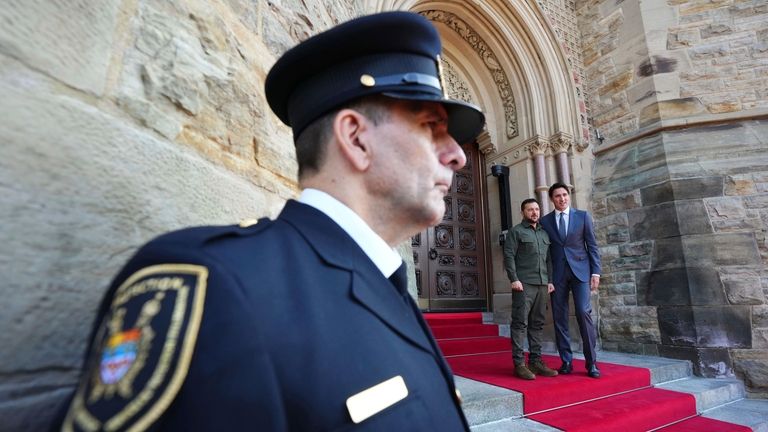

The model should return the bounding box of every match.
[457,347,768,432]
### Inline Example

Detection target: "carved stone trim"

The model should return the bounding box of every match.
[475,130,495,154]
[523,135,549,156]
[549,132,573,154]
[442,59,476,105]
[421,10,518,139]
[573,138,590,153]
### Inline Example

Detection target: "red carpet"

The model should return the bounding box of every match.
[429,323,499,339]
[657,416,752,431]
[426,312,484,325]
[447,351,650,413]
[424,312,752,431]
[529,388,696,431]
[437,337,511,356]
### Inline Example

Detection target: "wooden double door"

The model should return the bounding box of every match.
[412,143,488,311]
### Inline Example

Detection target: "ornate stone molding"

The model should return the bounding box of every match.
[573,138,590,152]
[420,9,518,139]
[475,130,495,154]
[523,135,549,156]
[442,59,476,105]
[549,132,573,154]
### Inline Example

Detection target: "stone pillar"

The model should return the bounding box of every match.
[527,137,550,213]
[577,0,767,397]
[550,132,573,188]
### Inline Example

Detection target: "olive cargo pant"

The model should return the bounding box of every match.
[511,283,549,366]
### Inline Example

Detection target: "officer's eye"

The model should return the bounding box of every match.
[425,118,447,131]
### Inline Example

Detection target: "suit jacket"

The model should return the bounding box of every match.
[58,200,467,431]
[540,208,601,284]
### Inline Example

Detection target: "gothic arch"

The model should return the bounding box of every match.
[366,0,583,154]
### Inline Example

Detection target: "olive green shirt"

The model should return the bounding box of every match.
[503,220,553,286]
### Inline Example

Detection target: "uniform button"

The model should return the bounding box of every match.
[239,218,259,228]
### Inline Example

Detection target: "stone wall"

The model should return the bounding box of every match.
[579,0,768,397]
[0,1,365,429]
[581,0,768,138]
[593,121,768,397]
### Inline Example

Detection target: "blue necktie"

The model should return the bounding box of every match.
[559,212,567,241]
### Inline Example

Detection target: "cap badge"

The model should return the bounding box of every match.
[360,74,376,87]
[436,54,448,98]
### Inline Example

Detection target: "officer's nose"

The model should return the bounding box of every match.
[440,135,466,171]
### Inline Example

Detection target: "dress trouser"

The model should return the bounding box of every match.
[551,263,597,365]
[511,283,548,366]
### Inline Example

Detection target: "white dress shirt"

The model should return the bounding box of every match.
[299,188,403,278]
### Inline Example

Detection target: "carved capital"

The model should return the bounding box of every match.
[549,132,574,154]
[573,138,590,152]
[475,130,496,154]
[522,135,549,156]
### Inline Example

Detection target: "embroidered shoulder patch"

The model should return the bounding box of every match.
[63,264,208,432]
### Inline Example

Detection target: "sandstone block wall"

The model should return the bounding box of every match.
[581,0,768,138]
[579,0,768,397]
[593,121,768,397]
[0,1,365,429]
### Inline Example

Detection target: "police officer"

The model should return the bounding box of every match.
[56,11,485,432]
[503,198,558,380]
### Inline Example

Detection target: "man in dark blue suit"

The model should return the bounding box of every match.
[540,183,602,378]
[56,12,485,431]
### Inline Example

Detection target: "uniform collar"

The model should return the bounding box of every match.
[299,188,402,277]
[523,220,540,229]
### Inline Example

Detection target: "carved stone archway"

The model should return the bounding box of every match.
[367,0,590,316]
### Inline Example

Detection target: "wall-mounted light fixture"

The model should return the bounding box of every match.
[595,129,604,144]
[491,165,512,246]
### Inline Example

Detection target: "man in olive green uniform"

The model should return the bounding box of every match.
[503,198,559,380]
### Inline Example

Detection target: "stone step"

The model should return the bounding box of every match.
[657,376,745,412]
[472,417,560,431]
[596,351,692,384]
[457,350,768,431]
[702,398,768,432]
[656,375,768,431]
[457,350,691,427]
[455,376,522,427]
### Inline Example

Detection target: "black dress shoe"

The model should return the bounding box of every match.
[587,363,601,378]
[558,361,572,374]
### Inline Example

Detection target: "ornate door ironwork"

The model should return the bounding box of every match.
[412,143,488,311]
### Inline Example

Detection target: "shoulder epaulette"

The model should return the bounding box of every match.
[147,217,273,249]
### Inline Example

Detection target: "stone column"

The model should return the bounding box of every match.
[550,132,573,188]
[527,137,550,213]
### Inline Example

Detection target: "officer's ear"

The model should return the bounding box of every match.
[333,108,373,172]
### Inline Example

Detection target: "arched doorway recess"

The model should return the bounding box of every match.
[370,0,589,313]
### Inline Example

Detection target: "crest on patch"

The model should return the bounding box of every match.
[63,264,208,432]
[100,327,140,385]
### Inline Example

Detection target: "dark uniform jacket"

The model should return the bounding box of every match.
[59,200,467,431]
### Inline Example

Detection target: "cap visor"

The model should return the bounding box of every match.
[381,92,485,144]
